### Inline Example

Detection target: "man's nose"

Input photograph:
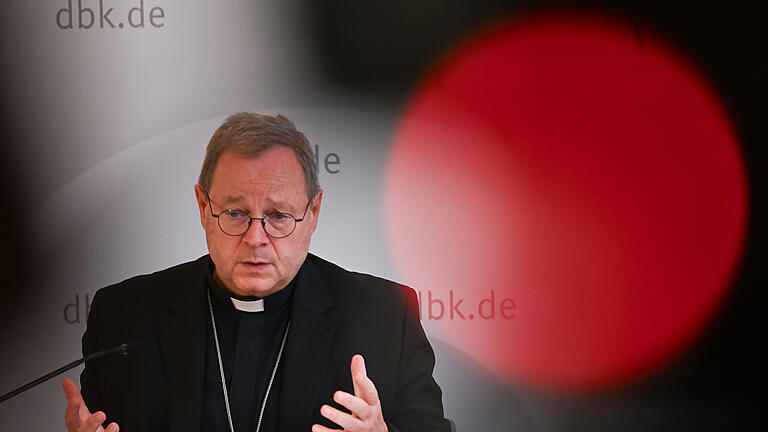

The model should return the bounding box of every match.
[242,219,270,246]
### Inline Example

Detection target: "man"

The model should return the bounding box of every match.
[62,113,450,432]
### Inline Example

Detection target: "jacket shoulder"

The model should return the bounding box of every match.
[93,255,208,306]
[307,253,417,313]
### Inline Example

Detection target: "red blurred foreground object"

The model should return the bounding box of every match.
[385,11,748,390]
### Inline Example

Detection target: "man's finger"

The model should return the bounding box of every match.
[350,354,367,398]
[311,424,342,432]
[320,404,364,430]
[62,378,84,404]
[351,368,380,406]
[63,378,91,431]
[333,390,371,420]
[82,411,107,432]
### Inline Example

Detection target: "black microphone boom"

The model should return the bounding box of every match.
[0,342,136,403]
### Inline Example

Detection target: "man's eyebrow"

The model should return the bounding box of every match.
[263,197,296,213]
[219,195,296,213]
[220,195,247,205]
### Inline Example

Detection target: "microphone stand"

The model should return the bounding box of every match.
[0,343,133,403]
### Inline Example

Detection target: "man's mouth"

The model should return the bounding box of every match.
[241,261,271,271]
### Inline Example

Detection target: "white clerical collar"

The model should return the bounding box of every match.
[230,297,265,312]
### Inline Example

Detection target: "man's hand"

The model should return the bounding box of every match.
[312,355,387,432]
[62,378,119,432]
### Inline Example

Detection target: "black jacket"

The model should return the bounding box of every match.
[80,254,450,432]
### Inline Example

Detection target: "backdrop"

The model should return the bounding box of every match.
[0,1,764,430]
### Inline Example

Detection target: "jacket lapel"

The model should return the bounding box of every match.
[279,257,339,431]
[157,258,208,432]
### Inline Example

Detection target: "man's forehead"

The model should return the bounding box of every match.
[209,149,307,208]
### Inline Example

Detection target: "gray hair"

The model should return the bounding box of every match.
[198,112,320,199]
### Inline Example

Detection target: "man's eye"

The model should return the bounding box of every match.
[268,213,291,223]
[225,210,247,219]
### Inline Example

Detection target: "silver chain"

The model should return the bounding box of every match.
[207,290,291,432]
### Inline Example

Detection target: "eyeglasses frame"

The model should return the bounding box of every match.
[205,191,312,238]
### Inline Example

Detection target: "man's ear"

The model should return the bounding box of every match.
[310,189,323,234]
[194,184,209,228]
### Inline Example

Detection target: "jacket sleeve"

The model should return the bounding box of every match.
[79,289,105,413]
[387,287,452,432]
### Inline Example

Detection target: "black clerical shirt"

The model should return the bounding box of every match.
[200,259,294,432]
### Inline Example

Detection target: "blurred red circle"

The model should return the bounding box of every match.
[385,12,748,389]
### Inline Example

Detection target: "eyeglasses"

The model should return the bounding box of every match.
[205,192,311,238]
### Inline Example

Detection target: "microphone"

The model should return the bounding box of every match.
[0,341,142,403]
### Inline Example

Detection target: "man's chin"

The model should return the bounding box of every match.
[230,277,282,298]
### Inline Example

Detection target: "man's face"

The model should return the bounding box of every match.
[194,147,321,297]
